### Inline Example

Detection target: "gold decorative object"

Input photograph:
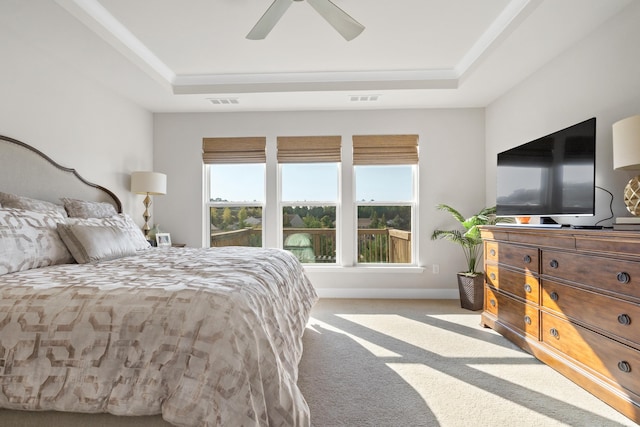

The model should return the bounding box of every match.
[130,171,167,238]
[624,176,640,215]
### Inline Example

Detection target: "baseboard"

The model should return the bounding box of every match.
[314,288,459,299]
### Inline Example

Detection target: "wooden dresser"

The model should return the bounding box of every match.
[480,226,640,423]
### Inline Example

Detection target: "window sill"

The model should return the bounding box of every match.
[302,265,424,274]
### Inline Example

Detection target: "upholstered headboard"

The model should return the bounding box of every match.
[0,135,122,212]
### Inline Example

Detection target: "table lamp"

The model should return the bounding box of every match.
[613,115,640,216]
[131,171,167,238]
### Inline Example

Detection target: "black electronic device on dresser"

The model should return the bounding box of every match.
[496,118,597,220]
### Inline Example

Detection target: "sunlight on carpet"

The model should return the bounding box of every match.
[307,317,402,358]
[299,299,637,427]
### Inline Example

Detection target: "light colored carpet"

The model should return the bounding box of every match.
[298,299,637,427]
[0,298,636,426]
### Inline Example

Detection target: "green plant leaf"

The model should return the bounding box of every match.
[431,204,506,274]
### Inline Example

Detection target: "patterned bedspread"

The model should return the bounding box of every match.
[0,247,318,426]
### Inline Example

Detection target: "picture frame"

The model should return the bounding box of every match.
[156,232,172,247]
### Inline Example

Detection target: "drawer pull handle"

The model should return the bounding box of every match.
[490,299,496,307]
[617,272,630,284]
[550,292,559,301]
[618,361,632,373]
[618,314,632,325]
[490,249,496,256]
[549,328,559,339]
[523,255,532,264]
[524,315,532,325]
[549,260,559,269]
[524,284,532,293]
[490,272,496,280]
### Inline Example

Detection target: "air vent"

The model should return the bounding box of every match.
[208,98,239,105]
[349,95,380,102]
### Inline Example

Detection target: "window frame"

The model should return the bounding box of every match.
[353,163,418,266]
[279,162,341,265]
[204,163,266,248]
[201,134,421,269]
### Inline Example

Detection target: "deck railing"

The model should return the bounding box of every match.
[210,228,262,247]
[211,227,411,263]
[283,228,336,263]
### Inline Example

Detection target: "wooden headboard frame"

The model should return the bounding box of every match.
[0,134,122,213]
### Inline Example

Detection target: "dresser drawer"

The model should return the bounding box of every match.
[541,250,640,300]
[485,241,539,273]
[485,286,539,340]
[485,264,539,304]
[541,280,640,347]
[541,312,640,397]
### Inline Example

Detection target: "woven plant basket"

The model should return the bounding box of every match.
[457,273,484,311]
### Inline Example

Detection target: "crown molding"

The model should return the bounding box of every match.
[57,0,536,96]
[172,69,458,94]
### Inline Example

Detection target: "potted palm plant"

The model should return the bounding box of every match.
[431,204,509,310]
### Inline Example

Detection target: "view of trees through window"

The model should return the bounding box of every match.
[281,163,338,264]
[355,165,415,264]
[209,206,262,248]
[208,163,264,248]
[283,205,336,263]
[357,205,412,263]
[358,206,411,231]
[207,161,415,265]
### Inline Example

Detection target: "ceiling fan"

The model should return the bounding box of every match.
[246,0,365,41]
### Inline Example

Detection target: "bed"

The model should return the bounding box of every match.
[0,134,318,427]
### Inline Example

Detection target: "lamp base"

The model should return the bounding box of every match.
[624,176,640,216]
[142,193,152,238]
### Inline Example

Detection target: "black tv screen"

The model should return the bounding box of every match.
[496,118,596,217]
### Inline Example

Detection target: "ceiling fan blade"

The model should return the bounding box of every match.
[246,0,294,40]
[306,0,364,41]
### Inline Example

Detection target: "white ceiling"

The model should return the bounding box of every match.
[4,0,633,112]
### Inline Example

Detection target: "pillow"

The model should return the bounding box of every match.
[64,213,151,251]
[57,224,137,264]
[61,197,118,219]
[0,208,73,275]
[0,192,67,216]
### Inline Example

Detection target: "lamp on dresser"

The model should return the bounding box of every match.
[613,114,640,217]
[131,171,167,238]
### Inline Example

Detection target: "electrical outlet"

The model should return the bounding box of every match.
[432,264,439,274]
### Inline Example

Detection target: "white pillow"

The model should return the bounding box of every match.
[0,207,73,275]
[57,224,137,264]
[0,192,67,216]
[61,197,118,219]
[64,214,151,251]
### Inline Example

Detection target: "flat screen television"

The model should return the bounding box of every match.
[496,117,596,218]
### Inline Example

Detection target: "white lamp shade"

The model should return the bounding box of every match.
[613,114,640,170]
[131,171,167,195]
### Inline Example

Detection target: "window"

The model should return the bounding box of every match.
[278,136,341,264]
[201,134,419,267]
[203,137,265,247]
[353,135,418,264]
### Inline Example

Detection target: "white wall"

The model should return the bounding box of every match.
[6,1,636,298]
[486,1,640,223]
[0,2,153,219]
[153,109,485,298]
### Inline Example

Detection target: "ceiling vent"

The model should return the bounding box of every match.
[349,95,380,102]
[208,98,239,105]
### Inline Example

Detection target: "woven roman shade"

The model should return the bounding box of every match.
[277,136,341,163]
[352,134,419,165]
[202,137,266,164]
